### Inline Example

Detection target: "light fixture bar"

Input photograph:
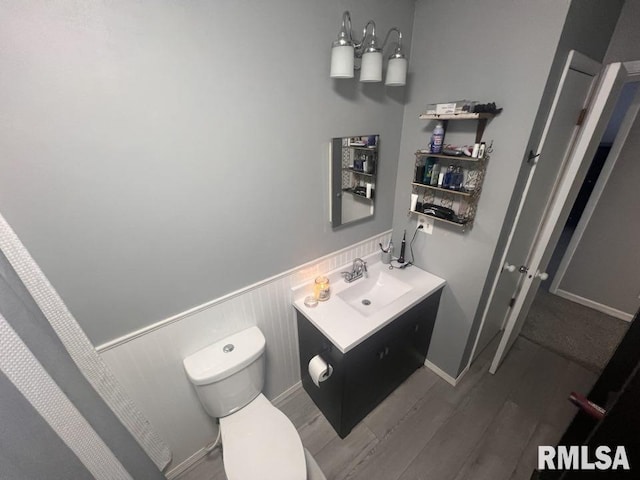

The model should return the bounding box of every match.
[329,11,407,86]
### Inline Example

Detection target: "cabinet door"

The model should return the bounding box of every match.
[342,325,397,435]
[343,288,443,434]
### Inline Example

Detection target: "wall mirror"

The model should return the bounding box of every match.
[330,135,379,228]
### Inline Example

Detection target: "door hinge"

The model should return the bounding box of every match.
[508,297,516,308]
[576,108,587,126]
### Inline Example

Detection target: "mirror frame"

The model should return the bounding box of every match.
[330,135,379,228]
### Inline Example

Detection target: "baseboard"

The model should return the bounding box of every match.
[554,289,634,322]
[165,445,218,480]
[165,382,302,479]
[424,359,469,386]
[272,381,302,407]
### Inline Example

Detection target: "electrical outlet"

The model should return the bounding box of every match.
[417,216,433,235]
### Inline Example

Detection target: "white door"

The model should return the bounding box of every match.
[489,62,627,373]
[471,51,602,361]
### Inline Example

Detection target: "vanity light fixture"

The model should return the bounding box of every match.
[330,11,407,86]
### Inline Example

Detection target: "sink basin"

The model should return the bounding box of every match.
[292,256,446,353]
[337,270,413,316]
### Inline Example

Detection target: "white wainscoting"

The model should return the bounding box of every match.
[98,231,391,474]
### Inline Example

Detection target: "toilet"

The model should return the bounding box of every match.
[183,326,325,480]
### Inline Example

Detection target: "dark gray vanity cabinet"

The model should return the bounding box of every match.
[296,288,443,438]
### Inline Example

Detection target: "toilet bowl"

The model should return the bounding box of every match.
[183,326,325,480]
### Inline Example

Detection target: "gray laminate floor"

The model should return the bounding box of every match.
[178,337,597,480]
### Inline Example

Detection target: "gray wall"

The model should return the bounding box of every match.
[605,0,640,63]
[0,1,415,346]
[460,0,625,371]
[393,0,624,378]
[391,0,571,378]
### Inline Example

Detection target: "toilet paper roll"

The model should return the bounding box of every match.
[308,355,333,387]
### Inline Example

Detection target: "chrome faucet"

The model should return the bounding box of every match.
[342,258,368,283]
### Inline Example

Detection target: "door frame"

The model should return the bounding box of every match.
[549,61,640,321]
[466,50,601,366]
[489,61,627,374]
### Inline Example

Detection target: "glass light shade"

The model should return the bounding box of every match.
[360,51,383,82]
[385,57,407,86]
[330,45,355,78]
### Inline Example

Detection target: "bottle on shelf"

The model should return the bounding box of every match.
[442,166,454,189]
[430,163,441,186]
[423,157,436,184]
[430,123,445,154]
[451,167,464,191]
[415,157,426,183]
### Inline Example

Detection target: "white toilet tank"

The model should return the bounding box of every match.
[183,326,266,418]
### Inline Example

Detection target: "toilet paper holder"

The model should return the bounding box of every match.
[308,353,333,387]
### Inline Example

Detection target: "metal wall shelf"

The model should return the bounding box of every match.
[420,111,496,143]
[419,113,494,120]
[411,182,473,197]
[415,151,484,162]
[344,167,375,177]
[411,107,498,230]
[409,209,468,227]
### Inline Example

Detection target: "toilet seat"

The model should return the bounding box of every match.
[220,393,306,480]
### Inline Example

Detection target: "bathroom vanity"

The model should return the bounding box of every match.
[293,260,445,438]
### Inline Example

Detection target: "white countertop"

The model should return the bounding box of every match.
[292,255,446,354]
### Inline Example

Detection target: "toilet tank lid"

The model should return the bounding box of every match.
[183,326,266,386]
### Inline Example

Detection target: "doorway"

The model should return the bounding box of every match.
[518,79,640,372]
[548,79,640,317]
[474,59,638,375]
[469,51,602,368]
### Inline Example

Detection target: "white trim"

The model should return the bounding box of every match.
[554,289,634,322]
[550,78,640,294]
[96,230,392,352]
[165,444,217,480]
[424,359,469,387]
[272,381,303,407]
[572,51,603,76]
[466,50,600,368]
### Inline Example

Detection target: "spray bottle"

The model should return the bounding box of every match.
[430,123,445,154]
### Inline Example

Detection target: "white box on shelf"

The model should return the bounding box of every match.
[435,103,456,115]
